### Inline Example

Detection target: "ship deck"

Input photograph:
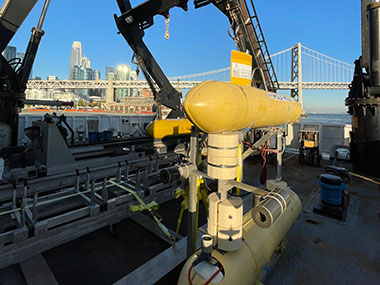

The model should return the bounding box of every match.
[0,153,379,284]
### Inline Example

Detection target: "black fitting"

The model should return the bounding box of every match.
[160,166,180,184]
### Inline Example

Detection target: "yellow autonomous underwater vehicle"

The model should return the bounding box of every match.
[146,80,300,138]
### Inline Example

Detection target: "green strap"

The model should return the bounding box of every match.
[109,180,173,242]
[109,180,147,208]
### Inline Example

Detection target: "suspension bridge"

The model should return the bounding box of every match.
[167,43,353,88]
[27,43,354,108]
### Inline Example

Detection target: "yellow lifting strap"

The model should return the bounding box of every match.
[109,180,173,241]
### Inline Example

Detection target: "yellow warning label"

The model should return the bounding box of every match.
[304,140,315,148]
[231,50,252,86]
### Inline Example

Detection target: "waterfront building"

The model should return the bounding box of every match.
[107,97,154,114]
[25,89,78,103]
[140,88,153,98]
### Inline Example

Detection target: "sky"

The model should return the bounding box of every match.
[7,0,362,113]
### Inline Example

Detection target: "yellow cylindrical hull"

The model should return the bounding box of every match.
[184,81,301,133]
[178,189,302,284]
[145,118,192,139]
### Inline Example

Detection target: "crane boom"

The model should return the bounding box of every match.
[0,0,38,52]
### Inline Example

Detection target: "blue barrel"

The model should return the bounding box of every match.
[89,132,98,143]
[318,174,345,205]
[104,131,113,140]
[97,131,105,141]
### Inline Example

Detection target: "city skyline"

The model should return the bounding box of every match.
[7,39,352,113]
[6,0,361,112]
[67,40,139,101]
[69,41,100,81]
[4,40,137,83]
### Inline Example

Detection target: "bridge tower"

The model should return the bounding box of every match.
[291,43,303,111]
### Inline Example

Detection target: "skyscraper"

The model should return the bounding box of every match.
[92,69,101,97]
[16,52,33,79]
[130,71,138,97]
[16,52,24,61]
[2,46,16,62]
[69,41,82,79]
[72,65,93,97]
[93,69,100,80]
[81,57,91,69]
[2,47,33,79]
[116,64,131,100]
[106,66,118,80]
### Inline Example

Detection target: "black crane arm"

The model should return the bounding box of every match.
[115,0,189,118]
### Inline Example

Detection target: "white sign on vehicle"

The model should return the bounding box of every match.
[231,62,252,80]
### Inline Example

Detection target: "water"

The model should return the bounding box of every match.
[299,113,351,125]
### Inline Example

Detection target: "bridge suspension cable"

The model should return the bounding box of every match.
[166,43,354,86]
[168,67,231,82]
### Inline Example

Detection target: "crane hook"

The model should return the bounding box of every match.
[165,15,170,40]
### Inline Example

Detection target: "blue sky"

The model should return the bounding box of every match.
[8,0,361,113]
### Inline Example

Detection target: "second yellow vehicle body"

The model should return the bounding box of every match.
[145,118,193,139]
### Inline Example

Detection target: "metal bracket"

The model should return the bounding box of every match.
[242,129,277,160]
